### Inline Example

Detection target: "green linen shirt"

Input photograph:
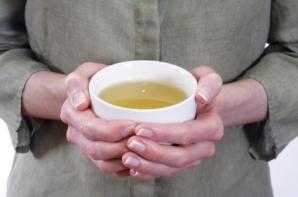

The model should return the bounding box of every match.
[0,0,298,196]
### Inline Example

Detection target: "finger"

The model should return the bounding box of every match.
[66,127,129,160]
[65,62,105,93]
[122,152,179,177]
[126,137,214,168]
[130,169,155,181]
[91,159,127,174]
[123,152,201,178]
[61,101,135,141]
[65,62,105,110]
[191,66,223,105]
[72,62,106,79]
[135,113,224,145]
[66,126,77,144]
[191,66,215,79]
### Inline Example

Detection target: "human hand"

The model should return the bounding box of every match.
[122,66,224,180]
[60,62,136,176]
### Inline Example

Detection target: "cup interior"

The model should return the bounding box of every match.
[89,61,197,108]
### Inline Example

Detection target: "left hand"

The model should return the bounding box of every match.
[122,66,224,180]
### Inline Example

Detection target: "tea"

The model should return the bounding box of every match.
[98,81,187,109]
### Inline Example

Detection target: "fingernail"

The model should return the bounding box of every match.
[122,125,135,137]
[197,87,211,103]
[72,91,85,108]
[131,169,137,176]
[131,169,141,177]
[128,140,146,153]
[124,156,140,167]
[136,128,154,138]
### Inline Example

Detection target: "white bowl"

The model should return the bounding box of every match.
[89,60,197,123]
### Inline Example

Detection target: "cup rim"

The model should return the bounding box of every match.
[89,60,198,112]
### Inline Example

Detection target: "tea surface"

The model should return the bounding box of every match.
[99,81,187,109]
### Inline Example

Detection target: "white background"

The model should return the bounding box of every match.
[1,119,298,196]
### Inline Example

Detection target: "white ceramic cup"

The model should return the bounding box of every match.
[89,60,197,123]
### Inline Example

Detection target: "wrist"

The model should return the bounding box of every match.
[214,79,268,127]
[22,71,67,119]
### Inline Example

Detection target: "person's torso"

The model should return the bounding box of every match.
[25,0,270,81]
[7,1,273,196]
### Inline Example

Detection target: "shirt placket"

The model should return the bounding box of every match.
[133,0,160,60]
[130,0,159,197]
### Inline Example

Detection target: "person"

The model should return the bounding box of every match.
[0,0,297,196]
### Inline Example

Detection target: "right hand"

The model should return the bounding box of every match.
[60,62,136,176]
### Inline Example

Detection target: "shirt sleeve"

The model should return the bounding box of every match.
[0,0,49,153]
[242,0,298,161]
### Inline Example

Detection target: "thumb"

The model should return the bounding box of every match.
[192,66,223,106]
[65,62,105,110]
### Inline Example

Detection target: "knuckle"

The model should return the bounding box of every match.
[65,73,79,89]
[180,126,193,145]
[115,142,128,155]
[189,160,201,168]
[109,135,121,142]
[95,161,110,174]
[66,129,74,143]
[96,165,106,173]
[60,103,70,123]
[208,72,223,87]
[204,143,216,159]
[167,170,178,177]
[211,117,224,141]
[181,134,192,145]
[86,144,101,160]
[105,124,121,142]
[193,66,214,74]
[80,62,94,68]
[146,143,164,161]
[175,157,190,168]
[214,126,224,141]
[210,117,221,134]
[81,120,96,140]
[60,110,67,123]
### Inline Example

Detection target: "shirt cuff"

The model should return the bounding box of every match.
[241,52,298,161]
[0,49,49,153]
